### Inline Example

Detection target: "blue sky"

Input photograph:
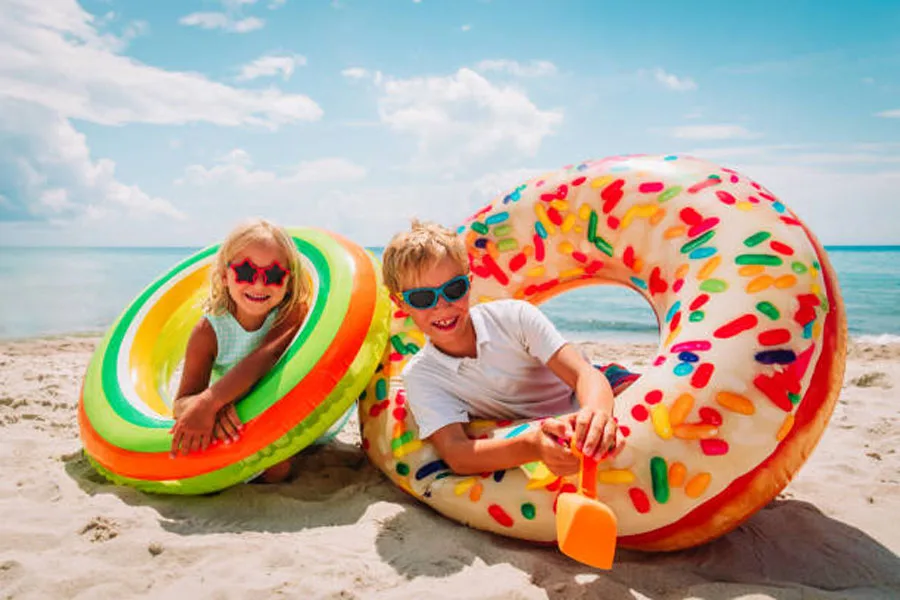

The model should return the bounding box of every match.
[1,0,898,247]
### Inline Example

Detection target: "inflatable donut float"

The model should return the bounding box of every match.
[359,154,846,551]
[79,227,391,495]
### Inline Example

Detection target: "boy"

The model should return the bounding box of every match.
[382,220,626,477]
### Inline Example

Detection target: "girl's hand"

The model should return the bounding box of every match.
[567,407,624,460]
[213,404,243,444]
[533,418,579,477]
[169,394,218,456]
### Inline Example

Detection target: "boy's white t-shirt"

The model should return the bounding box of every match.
[401,299,577,439]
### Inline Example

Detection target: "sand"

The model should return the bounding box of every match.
[0,336,898,599]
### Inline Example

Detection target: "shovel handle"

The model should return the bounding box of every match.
[570,439,598,500]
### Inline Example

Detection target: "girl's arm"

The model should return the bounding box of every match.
[170,319,218,455]
[170,303,307,456]
[203,302,307,413]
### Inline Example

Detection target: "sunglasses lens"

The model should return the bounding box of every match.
[406,290,437,309]
[443,277,469,301]
[232,260,256,284]
[264,264,288,286]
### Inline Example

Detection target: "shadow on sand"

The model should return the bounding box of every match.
[64,440,409,536]
[372,497,900,600]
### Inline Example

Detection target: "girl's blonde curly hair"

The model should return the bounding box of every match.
[205,218,309,325]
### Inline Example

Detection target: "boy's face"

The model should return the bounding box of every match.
[397,256,472,349]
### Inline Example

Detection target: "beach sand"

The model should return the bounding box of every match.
[0,336,898,599]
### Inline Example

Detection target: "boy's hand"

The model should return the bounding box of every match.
[213,404,243,444]
[170,394,218,456]
[568,407,624,460]
[533,418,579,477]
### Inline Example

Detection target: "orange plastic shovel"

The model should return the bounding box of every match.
[555,443,618,569]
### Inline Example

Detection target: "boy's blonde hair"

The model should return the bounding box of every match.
[205,218,309,325]
[382,219,468,295]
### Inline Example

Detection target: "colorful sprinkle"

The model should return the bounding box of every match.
[691,363,714,388]
[650,457,670,503]
[736,254,784,267]
[668,462,687,488]
[597,469,635,484]
[521,503,536,520]
[671,340,711,353]
[416,460,449,480]
[743,231,771,247]
[716,391,755,415]
[651,405,673,439]
[631,405,649,422]
[673,424,718,440]
[698,407,723,426]
[756,301,781,320]
[685,473,712,498]
[680,230,715,254]
[674,363,694,376]
[700,279,728,293]
[669,394,694,426]
[714,314,759,338]
[755,349,797,364]
[628,488,651,514]
[700,439,729,456]
[488,504,514,527]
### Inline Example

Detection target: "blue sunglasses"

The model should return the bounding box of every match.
[401,275,471,310]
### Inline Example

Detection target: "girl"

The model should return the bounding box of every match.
[170,218,309,483]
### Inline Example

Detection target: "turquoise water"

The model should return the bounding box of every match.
[0,246,897,342]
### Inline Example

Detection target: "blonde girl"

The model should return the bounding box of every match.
[170,218,309,483]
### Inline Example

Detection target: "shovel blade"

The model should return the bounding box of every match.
[556,493,618,570]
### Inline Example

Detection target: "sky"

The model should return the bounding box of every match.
[0,0,898,247]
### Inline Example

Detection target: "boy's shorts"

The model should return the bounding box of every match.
[593,363,640,395]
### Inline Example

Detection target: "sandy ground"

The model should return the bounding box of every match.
[0,336,897,599]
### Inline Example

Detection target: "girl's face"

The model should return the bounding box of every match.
[224,239,290,327]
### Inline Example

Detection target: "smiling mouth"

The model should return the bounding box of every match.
[244,292,271,303]
[431,316,458,331]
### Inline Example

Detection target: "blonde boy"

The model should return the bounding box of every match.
[382,220,624,477]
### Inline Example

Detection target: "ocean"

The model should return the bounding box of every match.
[1,246,898,343]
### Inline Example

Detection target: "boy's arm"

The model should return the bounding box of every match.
[514,301,620,459]
[429,421,579,476]
[546,344,619,459]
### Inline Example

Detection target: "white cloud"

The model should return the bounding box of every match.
[269,0,287,7]
[179,12,264,33]
[475,59,557,78]
[341,67,370,80]
[652,67,697,91]
[0,1,323,127]
[236,54,307,81]
[876,109,900,118]
[180,0,266,33]
[377,68,562,170]
[670,124,757,140]
[0,103,184,223]
[0,0,322,236]
[178,151,367,187]
[461,24,471,32]
[675,144,900,244]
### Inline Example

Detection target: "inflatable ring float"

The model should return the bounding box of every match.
[360,154,846,551]
[79,227,391,495]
